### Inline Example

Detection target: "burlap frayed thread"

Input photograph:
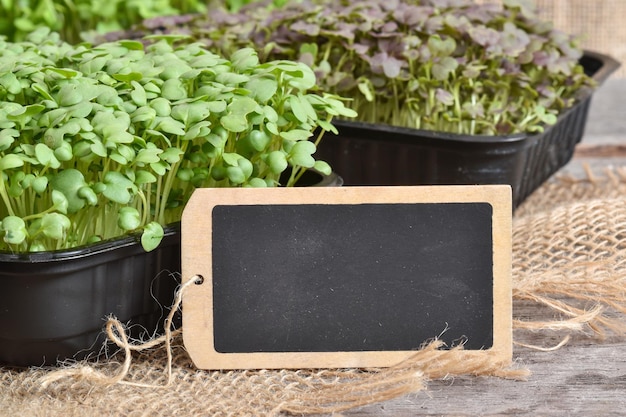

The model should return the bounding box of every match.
[36,278,527,416]
[512,168,626,344]
[3,168,626,416]
[275,342,527,416]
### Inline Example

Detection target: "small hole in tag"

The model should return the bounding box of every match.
[194,275,204,285]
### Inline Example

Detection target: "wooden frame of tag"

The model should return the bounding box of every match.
[181,185,512,370]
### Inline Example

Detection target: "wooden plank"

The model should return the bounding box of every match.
[334,341,626,417]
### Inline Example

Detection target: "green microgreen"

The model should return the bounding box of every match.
[0,0,209,44]
[0,28,354,253]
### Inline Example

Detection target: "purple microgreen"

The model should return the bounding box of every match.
[94,0,596,136]
[468,26,501,48]
[500,22,531,57]
[435,88,454,106]
[393,5,433,27]
[503,0,538,19]
[290,21,320,37]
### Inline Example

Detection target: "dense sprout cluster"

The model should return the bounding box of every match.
[110,0,595,135]
[0,28,354,252]
[0,0,209,43]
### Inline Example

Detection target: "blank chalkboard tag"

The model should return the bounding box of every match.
[181,185,512,370]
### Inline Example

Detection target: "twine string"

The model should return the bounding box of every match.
[40,275,202,389]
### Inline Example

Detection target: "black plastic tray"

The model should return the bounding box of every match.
[0,225,181,367]
[316,51,621,208]
[0,169,340,367]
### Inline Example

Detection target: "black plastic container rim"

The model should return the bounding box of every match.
[298,170,343,187]
[0,223,182,263]
[333,50,621,145]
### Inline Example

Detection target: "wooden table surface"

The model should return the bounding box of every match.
[330,79,626,417]
[336,328,626,416]
[329,169,626,416]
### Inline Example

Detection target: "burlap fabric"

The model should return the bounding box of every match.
[1,167,626,416]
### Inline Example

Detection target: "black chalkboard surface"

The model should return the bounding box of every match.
[181,185,512,370]
[212,203,493,353]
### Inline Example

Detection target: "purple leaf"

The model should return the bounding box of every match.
[382,21,398,33]
[435,88,454,106]
[503,0,538,19]
[377,38,405,55]
[392,5,433,27]
[299,52,315,66]
[500,22,531,57]
[351,43,371,56]
[464,4,499,23]
[424,15,444,34]
[468,26,500,48]
[369,52,404,78]
[382,57,403,78]
[331,22,358,42]
[290,21,320,36]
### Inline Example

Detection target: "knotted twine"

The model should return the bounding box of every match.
[3,167,626,416]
